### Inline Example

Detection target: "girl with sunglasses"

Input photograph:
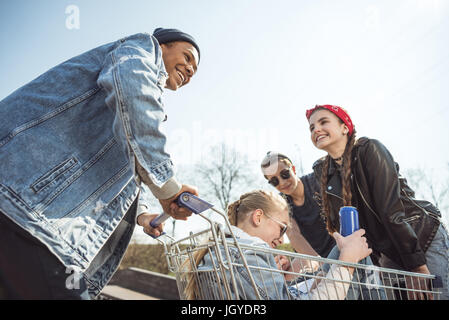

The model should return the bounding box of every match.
[260,152,335,258]
[307,104,449,299]
[181,190,378,300]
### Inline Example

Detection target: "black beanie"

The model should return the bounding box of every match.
[153,27,200,63]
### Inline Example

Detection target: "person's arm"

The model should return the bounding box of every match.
[135,183,152,224]
[97,33,198,217]
[307,229,372,300]
[286,218,319,256]
[136,182,198,233]
[306,264,353,300]
[361,139,426,270]
[135,184,163,233]
[97,33,180,200]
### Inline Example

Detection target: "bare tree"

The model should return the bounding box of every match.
[195,142,257,211]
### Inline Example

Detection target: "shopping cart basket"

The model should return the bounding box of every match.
[152,193,442,300]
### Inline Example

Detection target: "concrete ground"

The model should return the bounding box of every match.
[100,285,159,300]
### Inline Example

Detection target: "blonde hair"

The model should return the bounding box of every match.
[227,190,288,226]
[183,190,288,299]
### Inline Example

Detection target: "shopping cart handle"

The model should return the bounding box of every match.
[176,192,214,214]
[149,212,171,228]
[149,193,213,229]
[148,213,169,238]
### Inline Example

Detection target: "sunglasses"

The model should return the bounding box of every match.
[267,168,291,187]
[265,213,288,238]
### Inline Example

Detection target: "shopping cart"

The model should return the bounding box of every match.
[152,193,442,300]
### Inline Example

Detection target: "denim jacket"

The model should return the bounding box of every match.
[0,33,181,295]
[197,226,354,300]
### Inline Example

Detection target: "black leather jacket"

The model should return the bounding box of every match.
[313,137,441,270]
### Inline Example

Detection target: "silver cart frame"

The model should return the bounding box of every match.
[155,206,441,300]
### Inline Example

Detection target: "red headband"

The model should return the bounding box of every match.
[306,104,354,136]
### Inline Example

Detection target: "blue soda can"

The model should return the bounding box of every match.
[339,206,359,236]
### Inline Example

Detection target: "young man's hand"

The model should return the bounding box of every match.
[137,213,165,237]
[158,184,199,220]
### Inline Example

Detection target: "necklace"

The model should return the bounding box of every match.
[332,156,343,162]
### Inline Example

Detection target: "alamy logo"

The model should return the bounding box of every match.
[65,266,82,290]
[65,5,80,30]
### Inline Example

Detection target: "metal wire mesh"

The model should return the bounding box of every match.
[155,210,441,300]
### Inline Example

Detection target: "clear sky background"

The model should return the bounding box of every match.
[1,0,448,241]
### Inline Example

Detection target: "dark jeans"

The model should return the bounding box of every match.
[0,212,90,299]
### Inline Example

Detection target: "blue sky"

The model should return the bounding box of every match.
[1,0,448,239]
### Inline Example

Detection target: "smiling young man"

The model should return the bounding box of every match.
[153,27,199,90]
[261,152,336,258]
[0,28,200,299]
